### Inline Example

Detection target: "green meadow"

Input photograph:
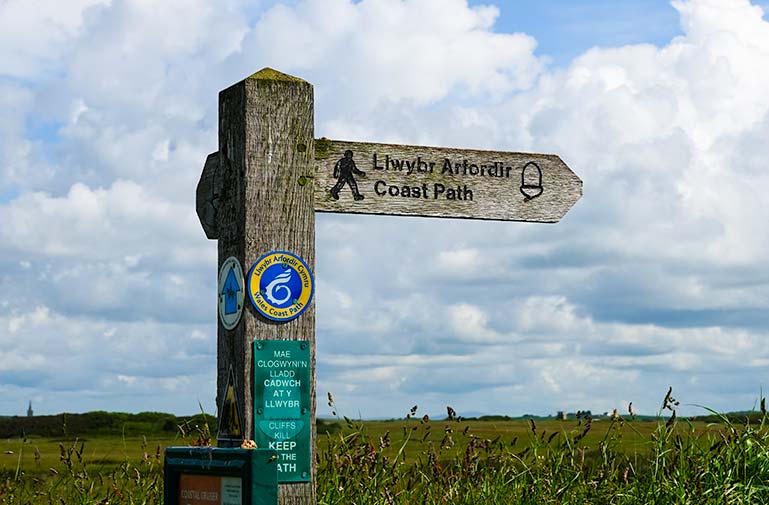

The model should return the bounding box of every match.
[2,407,769,504]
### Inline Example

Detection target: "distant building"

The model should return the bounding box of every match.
[26,401,33,417]
[556,410,596,420]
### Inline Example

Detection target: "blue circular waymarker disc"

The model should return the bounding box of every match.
[247,251,314,322]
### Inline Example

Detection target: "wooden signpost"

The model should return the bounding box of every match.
[193,68,582,505]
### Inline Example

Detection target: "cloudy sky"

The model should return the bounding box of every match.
[1,0,768,420]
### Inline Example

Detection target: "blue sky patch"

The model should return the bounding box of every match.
[471,0,682,67]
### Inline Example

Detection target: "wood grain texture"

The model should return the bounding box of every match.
[314,139,582,223]
[217,69,316,504]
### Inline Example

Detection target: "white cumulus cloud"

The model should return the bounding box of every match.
[1,0,769,418]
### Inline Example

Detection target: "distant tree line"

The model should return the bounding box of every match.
[0,411,217,438]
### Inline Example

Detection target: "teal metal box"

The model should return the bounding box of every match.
[164,447,277,505]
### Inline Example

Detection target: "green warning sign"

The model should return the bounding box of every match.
[253,340,311,483]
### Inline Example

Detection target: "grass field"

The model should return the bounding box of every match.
[0,415,717,474]
[0,418,693,474]
[2,407,769,504]
[0,434,176,474]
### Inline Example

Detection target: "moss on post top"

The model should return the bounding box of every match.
[247,67,308,84]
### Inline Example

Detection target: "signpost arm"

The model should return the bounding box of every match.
[313,139,582,223]
[217,68,316,505]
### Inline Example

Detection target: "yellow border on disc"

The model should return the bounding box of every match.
[247,251,314,322]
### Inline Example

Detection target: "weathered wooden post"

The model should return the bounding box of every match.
[198,68,316,504]
[195,67,582,505]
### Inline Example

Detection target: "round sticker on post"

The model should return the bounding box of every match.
[247,251,314,322]
[218,256,245,330]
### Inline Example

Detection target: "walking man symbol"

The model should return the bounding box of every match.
[330,150,366,201]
